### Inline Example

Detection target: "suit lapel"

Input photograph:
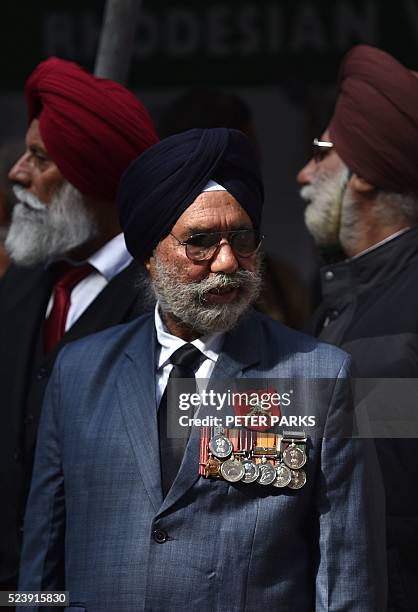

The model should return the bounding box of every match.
[41,261,153,370]
[0,265,54,439]
[210,310,263,379]
[158,311,263,515]
[117,318,163,513]
[55,261,150,346]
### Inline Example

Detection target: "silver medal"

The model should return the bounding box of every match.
[241,459,259,484]
[209,435,233,459]
[288,469,307,489]
[283,443,306,470]
[273,462,292,488]
[256,458,276,486]
[221,457,245,482]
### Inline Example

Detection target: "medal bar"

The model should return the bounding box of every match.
[200,427,308,490]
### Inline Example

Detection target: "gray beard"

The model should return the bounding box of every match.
[301,165,349,247]
[5,183,98,266]
[152,255,263,335]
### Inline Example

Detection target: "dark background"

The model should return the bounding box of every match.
[1,0,417,284]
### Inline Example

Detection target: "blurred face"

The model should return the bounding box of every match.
[297,130,350,246]
[6,119,98,266]
[8,119,64,204]
[148,191,263,339]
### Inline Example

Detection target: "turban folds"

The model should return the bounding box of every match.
[25,57,158,201]
[329,45,418,194]
[117,128,264,262]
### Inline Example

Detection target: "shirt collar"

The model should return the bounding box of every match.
[87,233,132,281]
[154,303,224,369]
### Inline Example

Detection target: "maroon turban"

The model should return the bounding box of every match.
[329,45,418,194]
[25,57,159,201]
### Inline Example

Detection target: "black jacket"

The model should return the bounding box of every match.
[0,260,153,582]
[310,226,418,611]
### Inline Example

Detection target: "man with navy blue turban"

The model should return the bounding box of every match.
[19,128,386,611]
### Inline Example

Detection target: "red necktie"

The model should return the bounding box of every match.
[44,262,94,353]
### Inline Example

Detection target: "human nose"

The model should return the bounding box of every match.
[297,157,316,186]
[8,152,31,187]
[209,238,239,274]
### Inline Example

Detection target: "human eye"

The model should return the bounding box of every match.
[187,233,218,248]
[231,230,259,254]
[35,152,50,164]
[29,147,51,166]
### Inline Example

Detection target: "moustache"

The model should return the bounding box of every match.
[12,185,47,211]
[300,185,314,203]
[196,270,256,298]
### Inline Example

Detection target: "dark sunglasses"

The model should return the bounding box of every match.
[313,138,334,163]
[170,229,264,262]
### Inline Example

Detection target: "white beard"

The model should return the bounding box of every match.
[153,254,263,335]
[5,183,98,266]
[301,165,350,247]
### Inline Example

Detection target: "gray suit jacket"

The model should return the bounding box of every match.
[19,310,386,611]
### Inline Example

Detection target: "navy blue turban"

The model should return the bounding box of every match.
[117,127,264,262]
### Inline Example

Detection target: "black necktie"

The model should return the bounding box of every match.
[158,343,203,497]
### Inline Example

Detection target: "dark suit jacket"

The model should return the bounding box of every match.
[309,227,418,610]
[19,311,386,611]
[0,261,153,582]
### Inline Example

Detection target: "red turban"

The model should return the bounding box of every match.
[25,57,159,201]
[329,45,418,194]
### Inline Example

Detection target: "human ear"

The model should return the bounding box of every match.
[350,173,376,194]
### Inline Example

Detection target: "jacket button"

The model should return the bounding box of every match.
[329,309,339,320]
[13,449,21,462]
[324,270,334,281]
[153,529,168,543]
[37,366,47,380]
[24,413,34,424]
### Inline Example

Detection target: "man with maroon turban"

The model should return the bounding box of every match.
[298,45,418,610]
[0,57,158,592]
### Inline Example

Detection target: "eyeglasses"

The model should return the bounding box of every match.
[170,229,264,262]
[313,138,334,163]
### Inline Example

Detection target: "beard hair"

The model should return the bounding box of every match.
[5,183,98,266]
[301,164,350,247]
[338,186,363,254]
[152,254,263,335]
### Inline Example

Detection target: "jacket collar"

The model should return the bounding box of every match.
[320,225,418,293]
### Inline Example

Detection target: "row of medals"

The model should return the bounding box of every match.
[204,431,307,489]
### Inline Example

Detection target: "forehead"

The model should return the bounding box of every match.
[172,190,253,234]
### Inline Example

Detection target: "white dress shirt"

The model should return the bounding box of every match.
[154,304,224,405]
[46,233,133,330]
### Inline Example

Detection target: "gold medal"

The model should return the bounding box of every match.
[205,455,221,478]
